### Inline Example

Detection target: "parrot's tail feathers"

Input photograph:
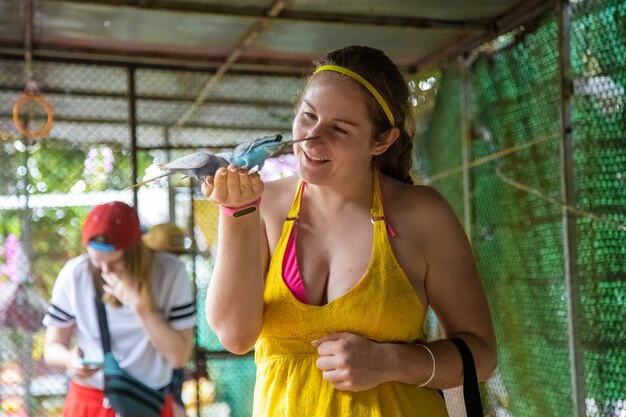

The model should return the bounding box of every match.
[125,180,150,190]
[125,171,170,190]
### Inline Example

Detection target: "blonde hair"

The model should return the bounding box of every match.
[91,240,154,307]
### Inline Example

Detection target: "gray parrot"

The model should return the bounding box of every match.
[129,133,317,189]
[128,151,230,189]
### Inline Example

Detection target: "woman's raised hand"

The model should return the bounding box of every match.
[201,164,264,207]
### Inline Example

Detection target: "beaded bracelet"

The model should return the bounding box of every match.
[219,197,261,218]
[417,343,436,387]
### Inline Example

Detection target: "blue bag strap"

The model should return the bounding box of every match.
[451,337,484,417]
[94,295,112,354]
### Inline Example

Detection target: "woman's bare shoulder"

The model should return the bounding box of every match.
[385,177,452,210]
[384,176,463,237]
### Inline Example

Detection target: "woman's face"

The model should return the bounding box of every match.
[292,73,378,185]
[86,246,126,276]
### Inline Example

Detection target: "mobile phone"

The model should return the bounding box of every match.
[80,358,103,368]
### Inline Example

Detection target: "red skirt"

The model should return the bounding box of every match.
[62,381,174,417]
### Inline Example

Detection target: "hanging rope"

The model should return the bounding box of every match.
[426,132,626,232]
[12,81,55,139]
[494,165,626,231]
[12,0,54,140]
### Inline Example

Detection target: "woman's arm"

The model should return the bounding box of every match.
[420,186,497,384]
[202,165,267,354]
[44,325,102,379]
[43,325,74,369]
[133,308,195,368]
[313,186,496,391]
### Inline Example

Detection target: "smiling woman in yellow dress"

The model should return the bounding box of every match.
[202,45,497,416]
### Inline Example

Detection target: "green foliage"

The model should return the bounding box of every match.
[0,140,159,298]
[29,206,89,294]
[0,210,21,236]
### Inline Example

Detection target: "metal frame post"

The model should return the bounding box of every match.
[557,1,586,416]
[460,57,473,238]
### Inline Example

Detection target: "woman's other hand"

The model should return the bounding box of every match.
[66,347,101,378]
[312,332,391,392]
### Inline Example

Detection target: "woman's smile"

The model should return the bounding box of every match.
[303,150,329,164]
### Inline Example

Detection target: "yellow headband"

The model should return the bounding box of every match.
[314,64,395,126]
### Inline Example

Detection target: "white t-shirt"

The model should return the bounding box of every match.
[43,252,196,390]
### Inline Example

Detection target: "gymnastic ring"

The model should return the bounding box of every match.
[12,93,55,139]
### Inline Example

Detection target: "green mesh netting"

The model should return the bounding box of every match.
[571,1,626,416]
[471,15,571,417]
[415,2,626,416]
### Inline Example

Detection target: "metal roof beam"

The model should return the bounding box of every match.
[39,0,491,31]
[0,46,310,74]
[172,0,289,127]
[412,0,557,70]
[0,84,294,106]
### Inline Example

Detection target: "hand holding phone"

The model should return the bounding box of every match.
[79,358,104,369]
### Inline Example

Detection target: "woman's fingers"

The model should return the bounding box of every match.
[249,172,264,197]
[238,168,252,196]
[238,168,265,201]
[209,167,229,203]
[201,176,215,198]
[205,164,263,206]
[225,164,242,201]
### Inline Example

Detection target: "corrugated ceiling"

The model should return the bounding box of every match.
[0,0,556,150]
[0,0,556,73]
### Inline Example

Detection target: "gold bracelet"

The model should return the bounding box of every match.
[417,343,436,387]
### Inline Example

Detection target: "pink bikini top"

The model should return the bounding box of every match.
[281,172,396,305]
[282,224,308,303]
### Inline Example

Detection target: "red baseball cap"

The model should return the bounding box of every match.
[82,201,141,252]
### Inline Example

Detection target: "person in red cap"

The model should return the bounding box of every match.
[42,201,196,417]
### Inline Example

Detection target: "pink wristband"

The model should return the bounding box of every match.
[219,197,261,218]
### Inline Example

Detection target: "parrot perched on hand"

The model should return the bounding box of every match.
[128,133,317,189]
[219,132,294,169]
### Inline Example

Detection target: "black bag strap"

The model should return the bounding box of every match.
[94,296,112,354]
[451,337,484,417]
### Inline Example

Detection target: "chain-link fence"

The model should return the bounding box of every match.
[1,58,298,416]
[1,1,625,416]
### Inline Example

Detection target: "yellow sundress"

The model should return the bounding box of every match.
[253,172,449,416]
